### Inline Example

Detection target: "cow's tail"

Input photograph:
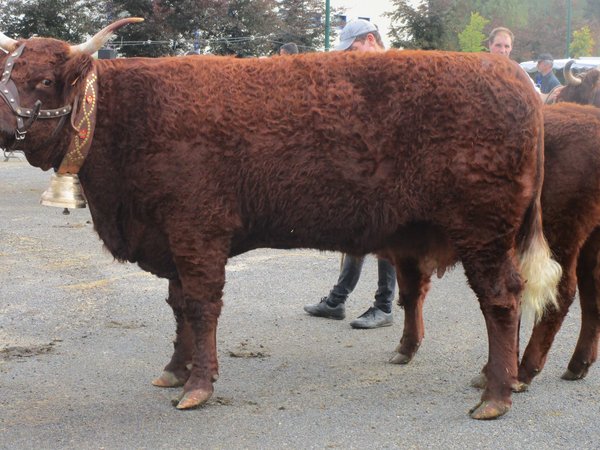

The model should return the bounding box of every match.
[516,139,562,323]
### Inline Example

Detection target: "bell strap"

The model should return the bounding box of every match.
[57,68,98,175]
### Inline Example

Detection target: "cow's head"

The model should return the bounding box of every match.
[0,18,143,171]
[557,60,600,108]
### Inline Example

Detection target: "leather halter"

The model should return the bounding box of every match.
[0,45,72,142]
[0,44,99,175]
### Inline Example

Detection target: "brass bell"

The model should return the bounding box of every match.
[40,172,87,209]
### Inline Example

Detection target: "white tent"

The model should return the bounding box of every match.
[520,57,600,73]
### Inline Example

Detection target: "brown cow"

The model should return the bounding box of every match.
[556,60,600,107]
[390,102,600,392]
[0,19,561,419]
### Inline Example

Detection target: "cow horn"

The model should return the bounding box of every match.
[70,17,144,55]
[563,60,582,86]
[0,31,18,52]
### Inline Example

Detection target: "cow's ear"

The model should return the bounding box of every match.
[62,53,95,89]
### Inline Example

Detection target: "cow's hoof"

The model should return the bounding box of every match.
[512,381,529,392]
[469,400,510,420]
[561,369,585,380]
[470,373,487,389]
[152,371,186,388]
[175,388,213,409]
[389,352,412,364]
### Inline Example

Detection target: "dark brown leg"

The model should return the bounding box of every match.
[389,257,431,364]
[169,237,229,410]
[463,254,521,420]
[518,267,577,386]
[564,232,600,380]
[152,278,194,388]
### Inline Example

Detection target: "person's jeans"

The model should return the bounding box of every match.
[328,254,396,311]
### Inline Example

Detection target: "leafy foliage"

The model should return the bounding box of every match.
[386,0,447,50]
[385,0,600,61]
[458,12,489,52]
[272,0,331,54]
[0,0,105,42]
[570,26,595,58]
[2,0,598,59]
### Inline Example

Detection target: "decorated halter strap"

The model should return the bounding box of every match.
[0,44,73,140]
[57,68,98,175]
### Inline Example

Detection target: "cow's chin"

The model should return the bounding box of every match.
[23,148,61,172]
[0,125,16,150]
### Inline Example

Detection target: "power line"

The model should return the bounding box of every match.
[110,35,319,51]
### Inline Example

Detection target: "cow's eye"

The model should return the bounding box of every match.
[41,79,53,87]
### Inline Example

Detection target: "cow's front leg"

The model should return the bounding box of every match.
[175,295,222,409]
[389,258,431,364]
[170,238,229,410]
[153,278,194,388]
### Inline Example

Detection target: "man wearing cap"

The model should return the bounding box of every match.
[334,18,385,52]
[303,19,395,329]
[536,53,561,94]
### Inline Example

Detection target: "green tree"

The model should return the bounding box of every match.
[458,11,489,52]
[199,0,279,56]
[273,0,330,53]
[109,0,201,57]
[570,25,596,58]
[481,0,528,29]
[386,0,448,50]
[0,0,104,42]
[111,0,281,57]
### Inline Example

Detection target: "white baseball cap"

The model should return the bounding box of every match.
[334,19,378,51]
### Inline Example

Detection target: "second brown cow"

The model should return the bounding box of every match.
[391,102,600,394]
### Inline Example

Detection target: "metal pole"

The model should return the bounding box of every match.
[325,0,331,51]
[566,0,572,58]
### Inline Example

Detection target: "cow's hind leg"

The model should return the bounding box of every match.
[518,263,577,387]
[463,253,521,420]
[563,231,600,380]
[152,278,194,388]
[389,257,431,365]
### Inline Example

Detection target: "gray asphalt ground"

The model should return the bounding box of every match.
[1,157,599,449]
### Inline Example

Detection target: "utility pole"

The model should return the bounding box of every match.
[566,0,572,58]
[325,0,331,51]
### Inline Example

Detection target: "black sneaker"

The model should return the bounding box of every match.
[350,306,393,329]
[303,297,346,320]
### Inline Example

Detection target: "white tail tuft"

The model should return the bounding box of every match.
[519,232,562,323]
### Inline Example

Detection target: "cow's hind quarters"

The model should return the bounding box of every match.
[152,370,187,388]
[469,399,511,420]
